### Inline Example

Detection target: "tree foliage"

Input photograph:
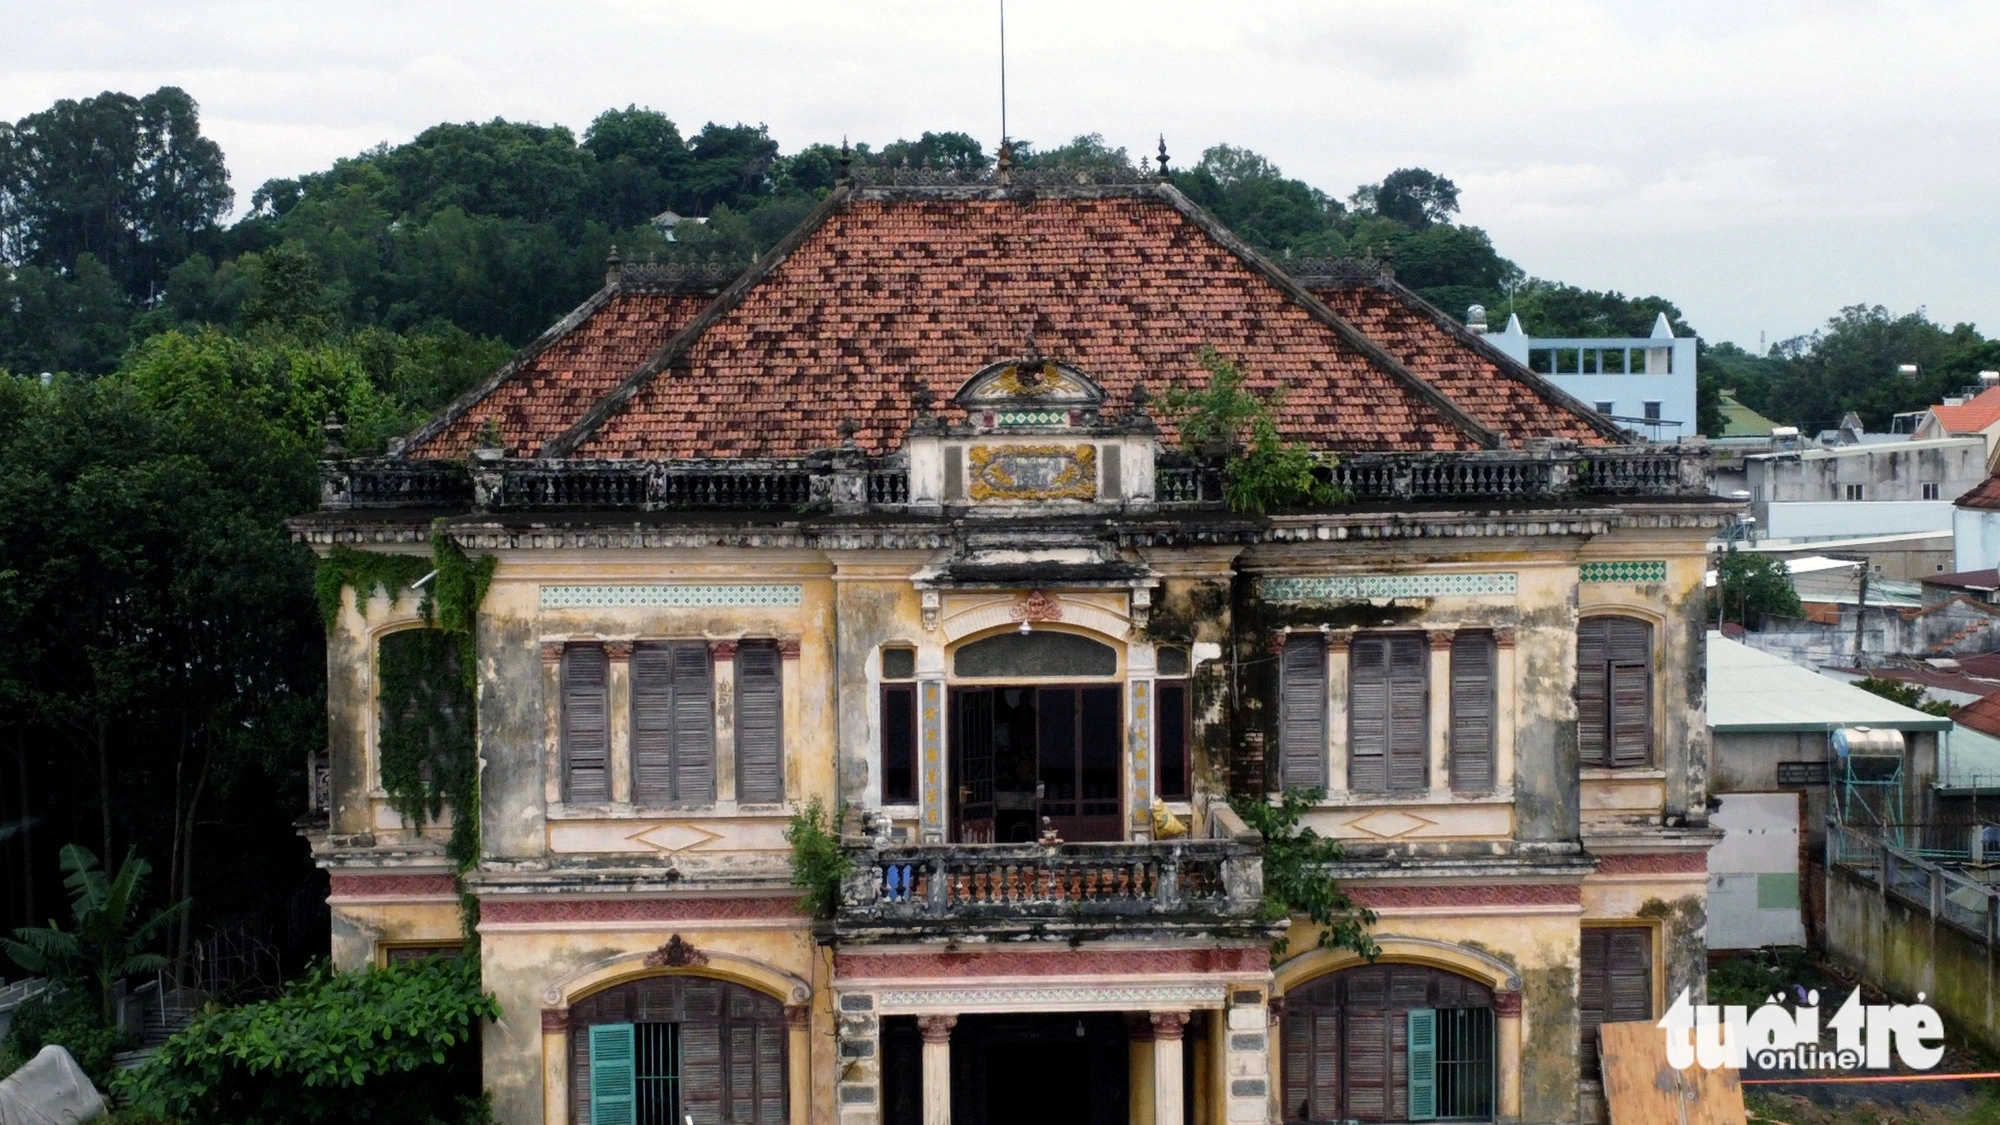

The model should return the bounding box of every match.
[1851,677,1955,718]
[1229,788,1376,959]
[4,845,187,1025]
[1161,347,1344,514]
[784,797,852,920]
[118,955,499,1125]
[1711,550,1803,627]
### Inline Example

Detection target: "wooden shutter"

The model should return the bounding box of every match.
[1576,620,1609,767]
[1449,633,1496,791]
[1579,929,1608,1079]
[1281,1006,1311,1121]
[1343,1008,1388,1121]
[1310,1010,1341,1122]
[671,643,715,802]
[1407,1009,1437,1122]
[680,999,724,1125]
[564,645,610,803]
[736,643,783,803]
[589,1022,636,1125]
[1387,636,1428,791]
[631,646,674,805]
[1279,635,1328,790]
[1349,638,1389,792]
[1579,926,1651,1079]
[1608,618,1653,768]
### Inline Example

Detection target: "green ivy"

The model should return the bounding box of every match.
[313,525,495,878]
[115,955,500,1125]
[1229,787,1378,960]
[1161,347,1347,514]
[785,798,852,920]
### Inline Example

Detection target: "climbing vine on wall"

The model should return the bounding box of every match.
[314,526,495,875]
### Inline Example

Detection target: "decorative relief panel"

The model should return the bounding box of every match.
[876,984,1226,1013]
[540,584,803,609]
[1259,573,1517,602]
[919,680,944,839]
[967,444,1098,501]
[1579,560,1668,583]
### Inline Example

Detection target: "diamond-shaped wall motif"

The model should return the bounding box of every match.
[1344,809,1439,839]
[628,823,725,853]
[1260,573,1516,602]
[541,584,803,608]
[1579,561,1667,584]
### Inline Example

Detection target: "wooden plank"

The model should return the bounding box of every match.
[1600,1020,1746,1125]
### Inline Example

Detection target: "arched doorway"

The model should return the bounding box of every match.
[569,975,787,1125]
[948,629,1125,843]
[1281,964,1494,1123]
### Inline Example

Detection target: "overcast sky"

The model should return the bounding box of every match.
[4,0,1995,349]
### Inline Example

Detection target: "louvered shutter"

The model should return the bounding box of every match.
[1387,637,1428,791]
[1349,638,1389,792]
[1344,1009,1387,1121]
[1608,618,1653,768]
[671,643,715,802]
[564,646,610,803]
[1281,1006,1311,1121]
[1449,634,1496,791]
[1406,1009,1437,1122]
[631,646,674,805]
[753,1020,786,1125]
[680,986,724,1125]
[1576,620,1609,767]
[736,643,783,803]
[1279,635,1328,790]
[1309,1010,1341,1122]
[1608,928,1654,1023]
[589,1023,636,1125]
[1579,929,1608,1078]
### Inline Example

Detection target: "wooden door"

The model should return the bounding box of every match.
[954,689,996,843]
[1035,686,1122,842]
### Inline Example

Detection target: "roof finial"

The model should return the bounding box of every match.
[605,244,623,288]
[1156,135,1170,179]
[1023,322,1041,363]
[837,136,853,184]
[997,139,1012,185]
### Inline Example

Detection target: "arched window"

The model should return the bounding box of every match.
[571,976,787,1125]
[1576,617,1653,768]
[1282,965,1494,1123]
[376,628,472,801]
[952,630,1117,678]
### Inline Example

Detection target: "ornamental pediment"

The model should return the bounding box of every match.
[954,350,1105,430]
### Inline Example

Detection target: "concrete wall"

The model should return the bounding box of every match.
[1956,507,2000,573]
[1706,794,1806,950]
[1748,440,1987,506]
[1758,500,1956,541]
[1825,862,2000,1056]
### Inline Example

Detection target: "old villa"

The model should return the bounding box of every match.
[296,158,1729,1125]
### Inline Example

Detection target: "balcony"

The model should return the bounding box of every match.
[829,812,1273,943]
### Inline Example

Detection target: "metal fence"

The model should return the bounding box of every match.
[1828,821,2000,945]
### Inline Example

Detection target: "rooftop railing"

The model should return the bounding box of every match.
[320,444,1712,514]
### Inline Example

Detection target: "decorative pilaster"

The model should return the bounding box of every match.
[1151,1011,1189,1125]
[1427,629,1455,795]
[918,1015,956,1125]
[607,640,633,805]
[918,679,945,842]
[711,641,738,801]
[1495,991,1522,1119]
[1326,631,1353,794]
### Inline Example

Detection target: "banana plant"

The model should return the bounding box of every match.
[4,843,189,1025]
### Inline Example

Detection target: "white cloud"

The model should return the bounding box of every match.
[0,0,1996,345]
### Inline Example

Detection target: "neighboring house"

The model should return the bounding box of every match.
[1706,634,1949,946]
[1922,568,2000,607]
[298,169,1730,1125]
[649,209,710,242]
[1717,390,1779,439]
[1954,471,2000,571]
[1480,309,1696,443]
[1913,378,2000,458]
[1742,437,1987,541]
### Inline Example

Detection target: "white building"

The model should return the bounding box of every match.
[1481,310,1696,443]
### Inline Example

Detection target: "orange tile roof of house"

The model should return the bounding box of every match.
[1927,385,2000,436]
[407,183,1624,461]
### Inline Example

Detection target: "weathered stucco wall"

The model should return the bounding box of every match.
[1825,863,2000,1057]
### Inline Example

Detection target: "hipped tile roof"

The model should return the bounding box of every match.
[1927,386,2000,437]
[406,184,1620,461]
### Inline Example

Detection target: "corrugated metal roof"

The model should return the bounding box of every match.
[1707,632,1953,732]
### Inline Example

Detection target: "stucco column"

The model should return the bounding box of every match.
[784,1003,811,1125]
[779,637,802,801]
[541,1008,570,1125]
[1494,628,1517,791]
[606,640,634,806]
[1152,1011,1188,1125]
[1128,1015,1157,1125]
[1325,630,1353,793]
[918,1014,956,1125]
[540,641,565,805]
[711,640,739,802]
[1128,642,1156,841]
[1495,991,1523,1120]
[917,675,947,842]
[1427,629,1454,796]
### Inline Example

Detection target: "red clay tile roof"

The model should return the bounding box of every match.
[406,184,1619,461]
[1310,282,1619,445]
[1928,386,2000,436]
[1958,473,2000,512]
[1954,689,2000,739]
[407,288,720,458]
